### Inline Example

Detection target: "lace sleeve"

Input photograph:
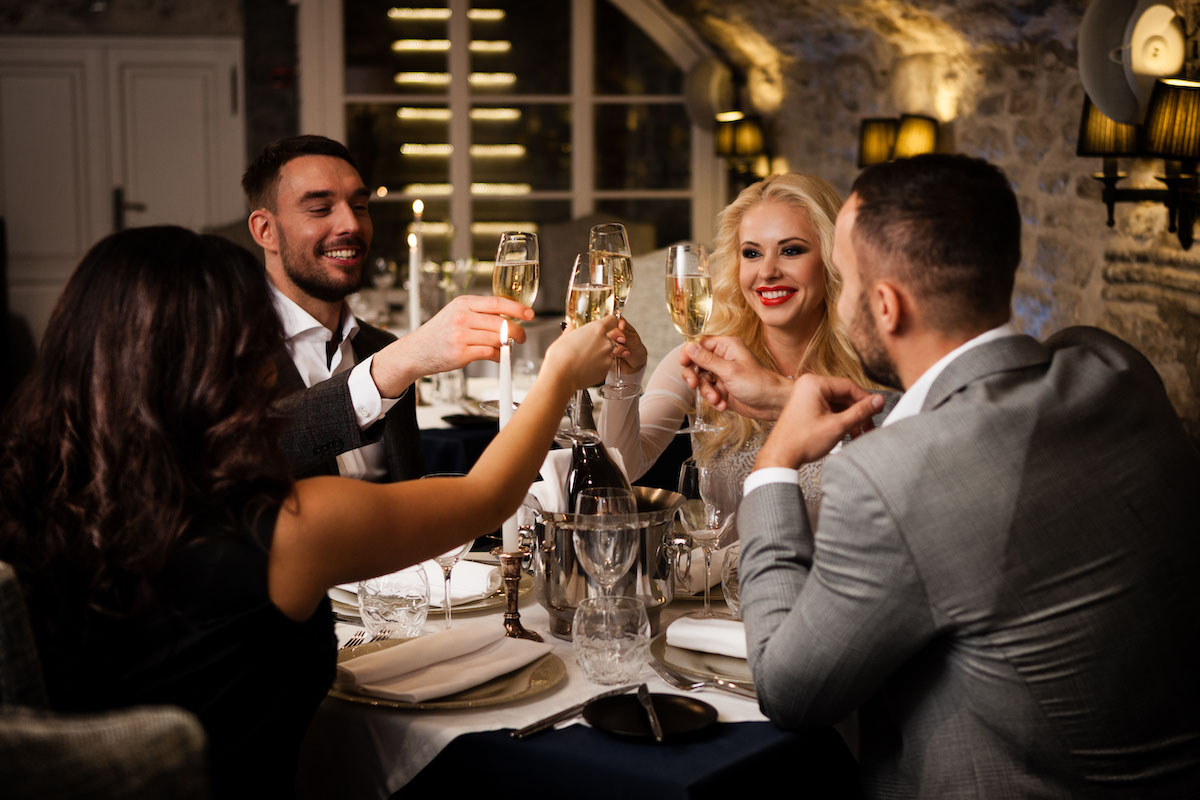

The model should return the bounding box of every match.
[598,343,692,481]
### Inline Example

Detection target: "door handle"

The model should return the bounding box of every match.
[112,187,147,231]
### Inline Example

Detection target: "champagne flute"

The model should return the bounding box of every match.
[564,252,615,441]
[590,223,639,400]
[677,459,736,618]
[665,243,715,433]
[492,231,539,323]
[433,539,475,630]
[573,487,640,597]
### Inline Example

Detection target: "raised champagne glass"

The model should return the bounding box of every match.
[590,223,638,399]
[665,243,715,433]
[492,231,539,322]
[564,252,614,441]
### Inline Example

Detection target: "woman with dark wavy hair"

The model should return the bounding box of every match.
[0,226,616,797]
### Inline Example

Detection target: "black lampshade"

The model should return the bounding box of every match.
[1076,95,1138,156]
[892,114,939,159]
[716,115,765,158]
[857,118,898,167]
[1141,78,1200,160]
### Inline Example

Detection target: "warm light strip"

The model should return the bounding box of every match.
[469,40,511,53]
[397,107,451,120]
[396,107,522,122]
[471,222,538,235]
[470,144,525,157]
[386,8,504,21]
[471,182,531,195]
[469,72,516,87]
[410,221,452,235]
[471,107,521,121]
[392,39,450,52]
[400,182,531,196]
[401,143,454,156]
[715,110,745,122]
[394,72,451,85]
[403,183,453,195]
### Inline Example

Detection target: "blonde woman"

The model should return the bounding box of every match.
[599,173,879,515]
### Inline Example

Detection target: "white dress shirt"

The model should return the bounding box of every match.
[744,322,1020,496]
[270,285,399,480]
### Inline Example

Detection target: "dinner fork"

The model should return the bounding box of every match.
[341,629,366,649]
[650,660,757,700]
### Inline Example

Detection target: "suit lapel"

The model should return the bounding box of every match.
[921,335,1049,414]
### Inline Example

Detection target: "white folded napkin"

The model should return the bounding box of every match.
[421,559,500,608]
[665,617,748,660]
[335,619,553,703]
[531,447,631,514]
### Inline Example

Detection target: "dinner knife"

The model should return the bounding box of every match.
[637,683,664,742]
[510,683,639,739]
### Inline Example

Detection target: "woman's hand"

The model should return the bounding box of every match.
[543,316,620,390]
[609,317,648,373]
[681,336,793,420]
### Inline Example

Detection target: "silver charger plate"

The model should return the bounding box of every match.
[650,633,754,688]
[329,644,566,711]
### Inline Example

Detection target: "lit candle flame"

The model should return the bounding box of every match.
[499,319,508,347]
[413,198,424,217]
[407,232,417,248]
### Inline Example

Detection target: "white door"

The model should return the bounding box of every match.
[0,36,245,344]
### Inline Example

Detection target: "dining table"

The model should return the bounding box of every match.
[296,576,860,799]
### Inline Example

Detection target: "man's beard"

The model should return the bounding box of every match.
[278,226,366,304]
[850,290,902,390]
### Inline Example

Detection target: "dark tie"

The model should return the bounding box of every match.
[325,329,343,370]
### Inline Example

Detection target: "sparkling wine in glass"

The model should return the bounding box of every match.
[573,487,640,597]
[590,223,639,400]
[564,252,614,440]
[492,231,539,319]
[665,243,714,433]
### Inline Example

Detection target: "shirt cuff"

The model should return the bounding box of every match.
[743,467,800,497]
[348,355,400,429]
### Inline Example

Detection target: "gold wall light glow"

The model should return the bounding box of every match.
[394,72,451,86]
[469,144,525,157]
[397,107,451,121]
[469,72,516,87]
[471,107,520,121]
[469,40,511,53]
[392,39,450,52]
[387,8,504,21]
[401,143,454,156]
[376,186,389,197]
[410,221,452,236]
[471,183,530,195]
[471,222,538,235]
[405,184,452,196]
[714,110,744,123]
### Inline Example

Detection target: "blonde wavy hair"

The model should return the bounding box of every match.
[695,173,872,462]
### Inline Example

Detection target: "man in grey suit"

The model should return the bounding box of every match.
[698,154,1200,796]
[242,136,531,480]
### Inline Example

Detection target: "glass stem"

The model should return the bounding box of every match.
[442,565,453,630]
[702,546,714,616]
[613,308,624,385]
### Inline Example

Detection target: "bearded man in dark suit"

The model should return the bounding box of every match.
[242,136,530,480]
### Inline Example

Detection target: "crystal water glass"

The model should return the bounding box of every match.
[357,566,430,638]
[573,595,651,685]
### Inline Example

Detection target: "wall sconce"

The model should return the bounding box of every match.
[857,114,939,167]
[1079,79,1200,249]
[716,114,769,194]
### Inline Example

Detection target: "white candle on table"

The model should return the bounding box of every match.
[407,231,420,334]
[499,320,518,552]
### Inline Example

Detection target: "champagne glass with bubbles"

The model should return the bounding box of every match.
[492,232,539,323]
[590,223,638,399]
[665,244,715,433]
[564,253,614,440]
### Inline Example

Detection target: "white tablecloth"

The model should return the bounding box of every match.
[297,597,764,799]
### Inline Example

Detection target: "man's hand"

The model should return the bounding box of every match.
[609,317,648,373]
[755,374,884,469]
[371,295,532,397]
[681,336,793,420]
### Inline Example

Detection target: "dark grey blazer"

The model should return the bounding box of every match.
[274,321,424,481]
[739,327,1200,798]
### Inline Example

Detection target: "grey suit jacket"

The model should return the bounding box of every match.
[274,320,424,481]
[739,327,1200,798]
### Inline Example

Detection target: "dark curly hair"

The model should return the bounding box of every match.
[0,226,292,627]
[241,134,359,212]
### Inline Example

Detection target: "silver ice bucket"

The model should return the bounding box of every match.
[523,486,684,640]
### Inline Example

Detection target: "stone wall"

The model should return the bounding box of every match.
[668,0,1200,440]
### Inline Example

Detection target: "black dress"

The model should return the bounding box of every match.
[31,505,336,798]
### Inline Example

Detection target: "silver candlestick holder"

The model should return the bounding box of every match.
[493,547,542,642]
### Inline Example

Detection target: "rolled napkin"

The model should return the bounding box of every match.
[421,559,500,607]
[336,619,553,703]
[531,447,631,514]
[665,617,748,660]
